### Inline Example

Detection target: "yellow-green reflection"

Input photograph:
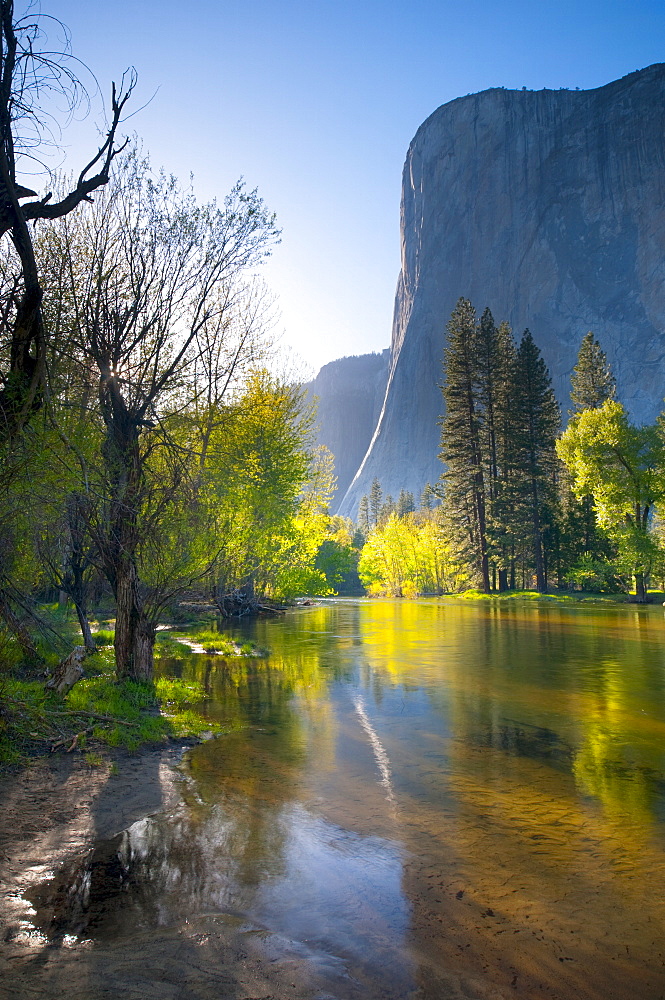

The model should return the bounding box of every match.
[354,599,665,839]
[29,599,664,1000]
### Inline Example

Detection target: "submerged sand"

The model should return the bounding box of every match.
[0,750,491,1000]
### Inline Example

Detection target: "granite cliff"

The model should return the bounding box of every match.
[338,65,665,518]
[304,350,389,505]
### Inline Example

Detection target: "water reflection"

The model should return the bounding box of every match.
[22,599,665,999]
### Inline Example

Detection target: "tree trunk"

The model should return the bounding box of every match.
[114,559,155,682]
[45,645,89,695]
[532,483,546,592]
[74,602,95,651]
[634,571,647,603]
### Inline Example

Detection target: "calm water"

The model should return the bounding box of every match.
[29,599,665,998]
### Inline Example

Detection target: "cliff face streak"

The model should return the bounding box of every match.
[338,65,665,518]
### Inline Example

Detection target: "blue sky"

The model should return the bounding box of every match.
[26,0,665,375]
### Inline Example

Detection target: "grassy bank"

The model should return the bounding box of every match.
[0,624,259,766]
[455,588,665,604]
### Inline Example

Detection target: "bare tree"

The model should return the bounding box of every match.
[0,0,134,442]
[45,153,279,681]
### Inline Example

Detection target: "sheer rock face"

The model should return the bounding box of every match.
[338,65,665,518]
[304,350,389,506]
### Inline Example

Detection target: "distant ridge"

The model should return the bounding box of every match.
[304,350,389,506]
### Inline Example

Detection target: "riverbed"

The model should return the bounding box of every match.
[2,597,665,999]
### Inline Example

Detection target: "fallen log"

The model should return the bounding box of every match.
[215,588,286,618]
[45,645,90,696]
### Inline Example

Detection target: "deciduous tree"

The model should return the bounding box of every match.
[43,154,279,680]
[557,401,665,602]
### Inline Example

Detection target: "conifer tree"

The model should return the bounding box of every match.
[475,310,518,588]
[357,495,370,537]
[439,297,491,592]
[420,483,435,511]
[513,330,561,592]
[570,332,616,414]
[397,489,415,517]
[380,494,396,523]
[369,477,383,528]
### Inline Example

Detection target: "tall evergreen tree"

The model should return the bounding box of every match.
[439,297,491,592]
[513,330,561,592]
[380,494,396,523]
[475,310,518,589]
[357,495,370,537]
[369,477,383,528]
[420,483,435,511]
[570,332,616,415]
[397,489,415,517]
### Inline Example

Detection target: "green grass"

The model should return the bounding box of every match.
[0,614,264,765]
[168,628,265,656]
[93,629,115,647]
[0,657,223,764]
[455,588,632,604]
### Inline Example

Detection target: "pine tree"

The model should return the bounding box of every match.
[513,330,561,592]
[420,483,435,511]
[357,495,370,537]
[570,332,616,415]
[379,493,396,524]
[474,309,519,589]
[397,489,415,517]
[379,494,396,523]
[369,477,382,528]
[486,320,519,589]
[439,297,491,592]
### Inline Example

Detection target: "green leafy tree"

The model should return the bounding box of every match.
[39,154,279,680]
[557,400,665,602]
[358,510,466,597]
[315,516,360,594]
[202,374,308,600]
[561,332,618,584]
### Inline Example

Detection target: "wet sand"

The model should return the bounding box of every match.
[0,750,492,1000]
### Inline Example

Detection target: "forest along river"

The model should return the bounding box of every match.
[9,598,665,999]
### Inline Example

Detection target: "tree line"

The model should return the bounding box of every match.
[353,297,665,602]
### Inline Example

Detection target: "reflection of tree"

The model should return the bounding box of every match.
[156,610,353,891]
[28,813,197,941]
[356,597,665,842]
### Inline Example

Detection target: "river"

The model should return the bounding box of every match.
[14,598,665,999]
